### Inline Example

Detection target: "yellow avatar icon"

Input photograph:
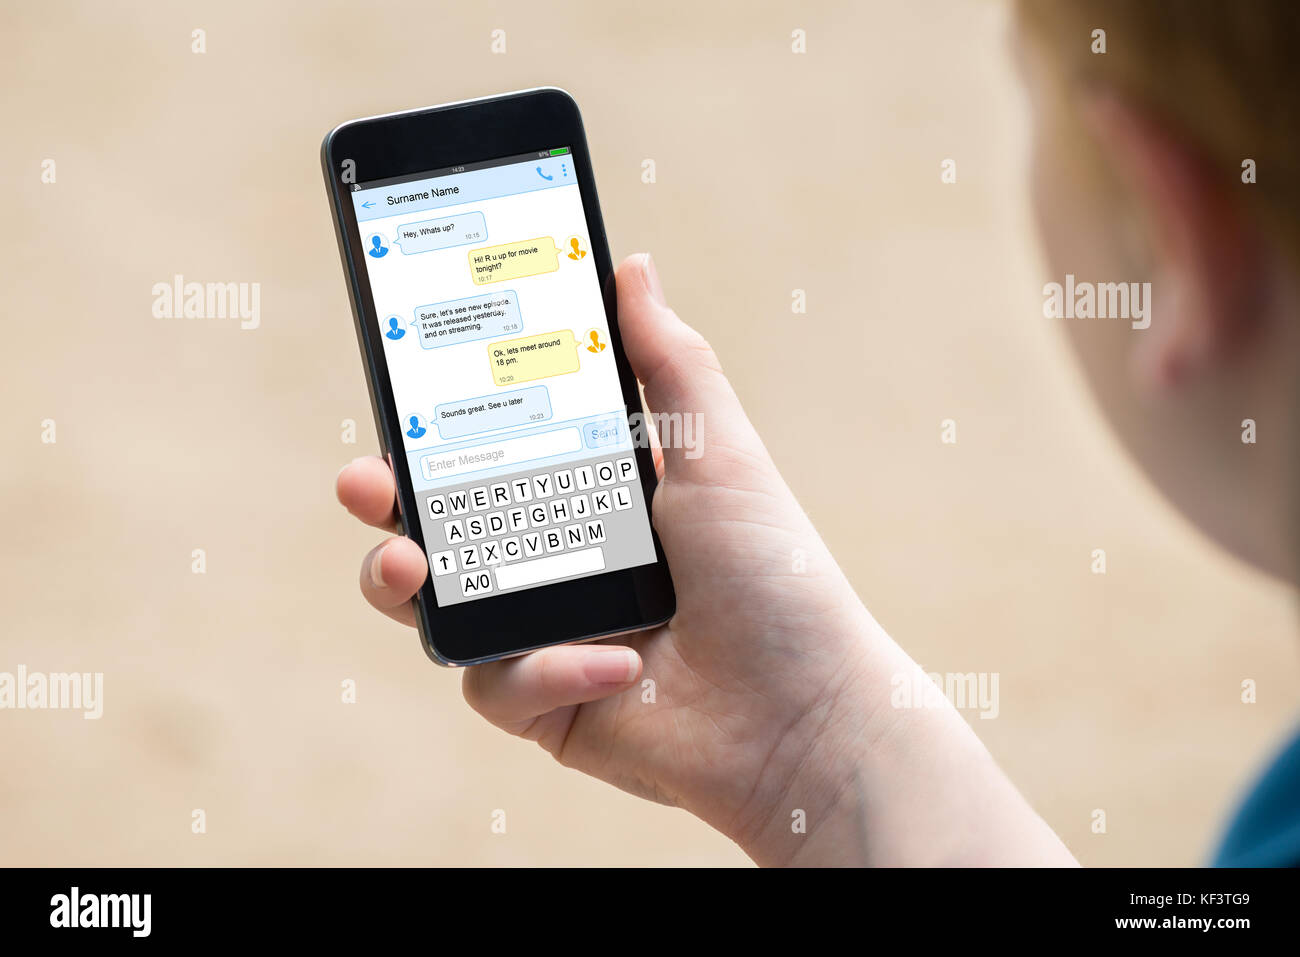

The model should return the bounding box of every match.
[567,236,587,261]
[586,329,606,354]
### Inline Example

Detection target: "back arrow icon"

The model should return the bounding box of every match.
[361,201,375,209]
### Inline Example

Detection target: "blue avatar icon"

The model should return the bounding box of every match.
[384,316,405,340]
[406,415,426,440]
[368,235,389,258]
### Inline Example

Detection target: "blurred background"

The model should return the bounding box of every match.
[2,0,1297,866]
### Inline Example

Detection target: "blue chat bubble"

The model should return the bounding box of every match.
[434,386,552,441]
[392,212,487,254]
[409,291,523,349]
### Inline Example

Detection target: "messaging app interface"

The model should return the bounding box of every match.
[352,148,657,605]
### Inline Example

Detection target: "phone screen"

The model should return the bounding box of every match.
[350,148,657,605]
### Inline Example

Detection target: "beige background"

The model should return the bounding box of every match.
[2,0,1297,866]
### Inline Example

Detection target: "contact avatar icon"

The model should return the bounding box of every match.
[405,415,426,439]
[384,316,405,340]
[368,235,389,258]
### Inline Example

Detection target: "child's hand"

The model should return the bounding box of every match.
[337,254,1075,866]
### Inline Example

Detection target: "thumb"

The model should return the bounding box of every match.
[614,253,765,485]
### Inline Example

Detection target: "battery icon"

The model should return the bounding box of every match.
[549,147,570,156]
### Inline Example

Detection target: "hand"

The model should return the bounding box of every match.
[337,254,1076,866]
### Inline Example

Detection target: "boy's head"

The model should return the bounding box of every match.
[1014,0,1300,583]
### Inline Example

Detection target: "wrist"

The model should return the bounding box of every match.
[722,610,1073,866]
[721,605,906,866]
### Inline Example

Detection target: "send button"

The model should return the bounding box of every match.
[583,417,625,449]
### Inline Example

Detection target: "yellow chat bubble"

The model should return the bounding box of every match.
[469,237,562,285]
[488,330,581,386]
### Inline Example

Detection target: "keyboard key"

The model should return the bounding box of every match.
[494,546,605,591]
[502,536,522,561]
[490,483,511,507]
[481,541,502,565]
[592,490,612,514]
[528,503,549,528]
[522,532,544,558]
[550,498,570,523]
[426,495,447,519]
[467,515,487,540]
[554,469,574,494]
[613,486,633,511]
[429,550,456,576]
[533,474,553,499]
[586,519,606,544]
[563,523,585,548]
[444,519,465,545]
[511,478,532,502]
[459,544,480,569]
[470,486,490,510]
[544,529,565,553]
[575,465,594,490]
[616,457,636,482]
[596,461,616,486]
[507,507,528,532]
[461,570,493,596]
[570,494,591,520]
[448,489,470,515]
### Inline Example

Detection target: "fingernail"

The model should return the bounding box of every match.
[643,254,665,306]
[582,648,639,685]
[338,456,367,480]
[369,543,388,589]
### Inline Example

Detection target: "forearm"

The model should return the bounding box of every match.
[729,612,1078,867]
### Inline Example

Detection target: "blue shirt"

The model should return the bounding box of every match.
[1213,730,1300,866]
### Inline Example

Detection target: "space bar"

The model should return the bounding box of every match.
[494,547,605,590]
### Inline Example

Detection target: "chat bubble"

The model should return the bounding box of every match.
[409,291,523,349]
[488,330,582,386]
[393,212,487,254]
[434,385,552,440]
[468,237,563,285]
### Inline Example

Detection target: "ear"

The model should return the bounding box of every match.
[1082,90,1264,391]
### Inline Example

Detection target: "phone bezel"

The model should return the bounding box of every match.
[321,88,675,666]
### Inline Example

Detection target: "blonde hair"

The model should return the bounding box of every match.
[1017,0,1300,251]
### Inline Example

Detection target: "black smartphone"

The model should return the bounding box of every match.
[321,88,675,666]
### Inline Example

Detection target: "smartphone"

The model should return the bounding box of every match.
[321,88,675,666]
